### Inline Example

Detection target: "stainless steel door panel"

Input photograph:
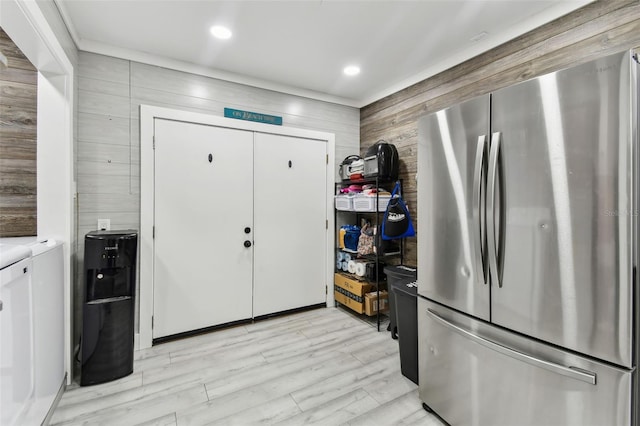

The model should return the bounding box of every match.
[417,95,490,321]
[491,51,634,368]
[418,298,632,426]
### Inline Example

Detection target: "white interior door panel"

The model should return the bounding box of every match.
[153,119,254,339]
[253,133,327,317]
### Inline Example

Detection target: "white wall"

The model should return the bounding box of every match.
[75,51,360,348]
[37,72,71,241]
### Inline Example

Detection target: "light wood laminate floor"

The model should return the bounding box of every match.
[51,307,443,425]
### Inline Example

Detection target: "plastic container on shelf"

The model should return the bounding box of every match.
[352,193,392,212]
[335,194,354,211]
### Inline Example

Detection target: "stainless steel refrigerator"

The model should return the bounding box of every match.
[417,50,638,425]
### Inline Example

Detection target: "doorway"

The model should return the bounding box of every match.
[140,106,335,348]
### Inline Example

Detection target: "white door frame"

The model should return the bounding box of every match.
[140,105,335,350]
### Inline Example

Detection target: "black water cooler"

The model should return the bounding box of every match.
[81,230,137,386]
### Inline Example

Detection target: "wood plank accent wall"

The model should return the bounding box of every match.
[0,27,37,237]
[360,0,640,267]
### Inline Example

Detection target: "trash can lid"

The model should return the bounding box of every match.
[383,265,417,279]
[392,280,418,297]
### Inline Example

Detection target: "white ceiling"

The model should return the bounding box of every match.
[55,0,591,107]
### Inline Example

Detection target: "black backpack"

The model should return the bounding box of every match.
[363,141,399,181]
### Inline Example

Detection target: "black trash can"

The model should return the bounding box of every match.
[393,280,418,385]
[384,266,417,339]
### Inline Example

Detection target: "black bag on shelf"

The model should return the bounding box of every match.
[382,182,415,240]
[363,140,399,181]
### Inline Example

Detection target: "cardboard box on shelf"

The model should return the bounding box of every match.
[334,290,365,314]
[364,290,389,316]
[334,272,373,296]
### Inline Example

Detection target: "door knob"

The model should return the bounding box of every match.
[244,240,252,248]
[244,227,251,234]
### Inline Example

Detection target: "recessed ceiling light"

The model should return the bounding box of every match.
[210,25,232,40]
[343,65,360,76]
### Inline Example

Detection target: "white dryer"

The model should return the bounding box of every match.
[0,243,33,426]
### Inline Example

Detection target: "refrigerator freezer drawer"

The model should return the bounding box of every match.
[418,297,632,426]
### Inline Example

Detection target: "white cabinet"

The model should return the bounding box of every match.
[29,242,65,425]
[152,120,328,340]
[0,240,64,426]
[0,256,33,426]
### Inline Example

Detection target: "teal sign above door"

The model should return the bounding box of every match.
[224,108,283,126]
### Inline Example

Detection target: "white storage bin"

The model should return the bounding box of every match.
[335,194,354,211]
[353,194,391,212]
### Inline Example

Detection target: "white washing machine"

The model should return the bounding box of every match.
[0,243,34,426]
[27,240,64,425]
[1,238,64,426]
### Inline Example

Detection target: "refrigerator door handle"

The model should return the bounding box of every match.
[487,132,501,288]
[426,308,597,385]
[472,135,487,285]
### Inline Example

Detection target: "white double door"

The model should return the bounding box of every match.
[153,119,327,339]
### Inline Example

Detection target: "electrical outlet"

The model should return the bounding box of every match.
[97,219,111,231]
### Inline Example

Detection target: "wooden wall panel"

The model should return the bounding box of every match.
[360,0,640,267]
[0,27,37,237]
